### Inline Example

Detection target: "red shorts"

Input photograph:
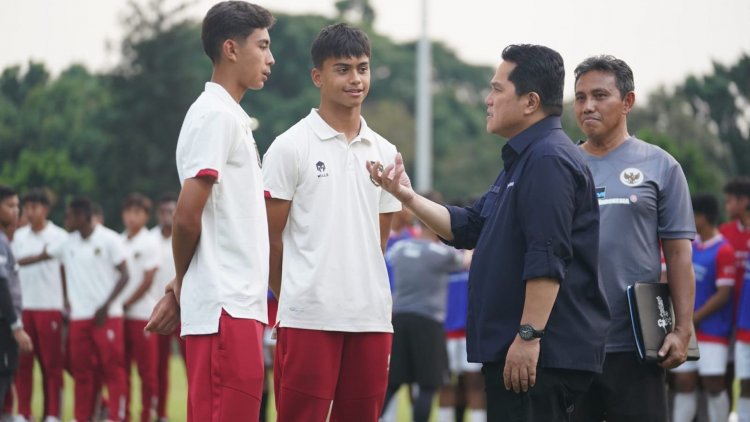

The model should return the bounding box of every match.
[184,310,264,422]
[274,328,392,422]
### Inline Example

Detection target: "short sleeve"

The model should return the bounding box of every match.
[106,233,128,267]
[142,236,160,271]
[47,236,68,261]
[262,136,299,201]
[0,243,10,280]
[716,243,737,287]
[658,161,696,240]
[177,110,238,182]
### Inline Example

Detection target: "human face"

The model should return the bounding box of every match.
[484,61,528,138]
[157,201,176,229]
[312,55,370,110]
[64,207,86,233]
[574,70,633,142]
[725,194,748,220]
[22,202,49,227]
[122,206,149,234]
[235,27,275,90]
[0,195,19,228]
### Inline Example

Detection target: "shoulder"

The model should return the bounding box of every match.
[269,118,310,149]
[13,226,31,240]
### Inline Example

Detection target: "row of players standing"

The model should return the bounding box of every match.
[0,189,180,422]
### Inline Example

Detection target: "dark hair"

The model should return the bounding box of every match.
[692,193,720,226]
[202,1,275,64]
[122,192,152,212]
[21,188,51,207]
[574,55,634,99]
[69,197,93,222]
[311,23,371,69]
[157,192,178,205]
[501,44,565,116]
[723,176,750,200]
[0,185,16,203]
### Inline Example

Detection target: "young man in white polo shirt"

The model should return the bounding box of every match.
[22,197,130,422]
[12,189,67,422]
[119,193,160,422]
[145,2,275,421]
[263,23,401,421]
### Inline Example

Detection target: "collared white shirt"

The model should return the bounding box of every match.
[12,222,67,311]
[263,109,401,332]
[175,82,269,335]
[120,227,160,320]
[150,226,174,299]
[48,225,127,321]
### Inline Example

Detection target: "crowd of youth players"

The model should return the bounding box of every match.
[4,1,750,422]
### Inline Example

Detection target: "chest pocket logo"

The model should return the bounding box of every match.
[620,168,644,187]
[316,161,329,178]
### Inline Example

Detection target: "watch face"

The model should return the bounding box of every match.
[519,325,533,340]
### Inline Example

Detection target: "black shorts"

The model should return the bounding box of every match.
[570,351,668,422]
[388,313,448,388]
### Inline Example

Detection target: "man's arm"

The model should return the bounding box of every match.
[60,264,69,314]
[94,260,129,326]
[659,238,695,368]
[266,198,291,299]
[0,276,33,353]
[693,286,731,323]
[368,153,453,240]
[17,250,51,266]
[379,212,394,254]
[123,268,157,310]
[503,278,560,393]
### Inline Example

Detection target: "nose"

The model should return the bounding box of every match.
[268,50,275,66]
[583,97,596,113]
[484,92,492,106]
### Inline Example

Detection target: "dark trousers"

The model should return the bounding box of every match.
[570,352,668,422]
[483,362,594,422]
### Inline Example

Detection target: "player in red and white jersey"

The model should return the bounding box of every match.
[720,178,750,313]
[120,193,160,422]
[12,189,67,421]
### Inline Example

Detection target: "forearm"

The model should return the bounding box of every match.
[18,252,50,266]
[123,269,156,308]
[520,277,560,329]
[269,241,282,299]
[663,239,695,335]
[404,194,453,241]
[172,217,201,288]
[102,267,129,310]
[0,276,18,327]
[693,287,731,323]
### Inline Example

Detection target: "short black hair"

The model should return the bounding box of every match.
[69,197,93,222]
[501,44,565,116]
[0,185,16,203]
[201,1,275,64]
[311,23,371,69]
[574,55,635,99]
[21,188,51,207]
[724,176,750,200]
[122,192,152,212]
[157,192,178,205]
[692,193,720,226]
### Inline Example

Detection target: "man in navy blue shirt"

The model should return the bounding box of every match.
[368,44,610,421]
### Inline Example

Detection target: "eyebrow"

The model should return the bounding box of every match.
[491,81,502,89]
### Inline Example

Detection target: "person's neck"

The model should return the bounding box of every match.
[698,225,718,243]
[739,213,750,229]
[127,226,143,240]
[211,69,246,103]
[79,223,95,239]
[161,225,172,238]
[317,103,362,142]
[31,219,47,233]
[582,125,630,157]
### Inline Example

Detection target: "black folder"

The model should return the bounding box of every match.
[626,282,700,363]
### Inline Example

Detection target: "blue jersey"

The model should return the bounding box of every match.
[693,236,735,341]
[444,270,469,332]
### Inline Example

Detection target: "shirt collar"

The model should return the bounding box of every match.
[501,115,562,169]
[306,109,374,143]
[204,82,250,122]
[694,233,724,249]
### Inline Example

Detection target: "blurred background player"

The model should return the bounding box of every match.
[11,189,67,422]
[150,192,181,422]
[671,193,734,422]
[382,190,465,422]
[120,193,160,422]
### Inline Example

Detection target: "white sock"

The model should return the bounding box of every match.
[673,391,697,422]
[436,407,454,422]
[380,396,397,422]
[470,409,487,422]
[707,391,730,422]
[738,397,750,422]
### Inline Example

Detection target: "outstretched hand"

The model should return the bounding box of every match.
[366,152,415,203]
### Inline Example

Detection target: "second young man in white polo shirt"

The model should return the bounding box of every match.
[145,2,275,421]
[263,23,400,421]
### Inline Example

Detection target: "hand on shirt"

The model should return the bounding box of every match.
[13,328,33,353]
[657,330,689,369]
[366,153,414,203]
[503,336,540,393]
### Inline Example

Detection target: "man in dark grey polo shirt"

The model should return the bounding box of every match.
[570,55,696,422]
[368,44,610,422]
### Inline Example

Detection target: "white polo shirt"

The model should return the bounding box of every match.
[12,222,67,311]
[263,109,401,333]
[175,82,269,335]
[48,225,127,321]
[150,226,174,298]
[120,228,160,321]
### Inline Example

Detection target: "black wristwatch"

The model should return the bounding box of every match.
[518,324,544,341]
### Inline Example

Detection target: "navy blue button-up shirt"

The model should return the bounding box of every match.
[445,116,610,373]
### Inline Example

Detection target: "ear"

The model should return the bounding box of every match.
[222,39,239,63]
[525,92,541,115]
[622,91,635,114]
[311,67,322,88]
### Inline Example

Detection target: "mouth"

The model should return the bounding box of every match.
[345,89,364,96]
[262,71,271,80]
